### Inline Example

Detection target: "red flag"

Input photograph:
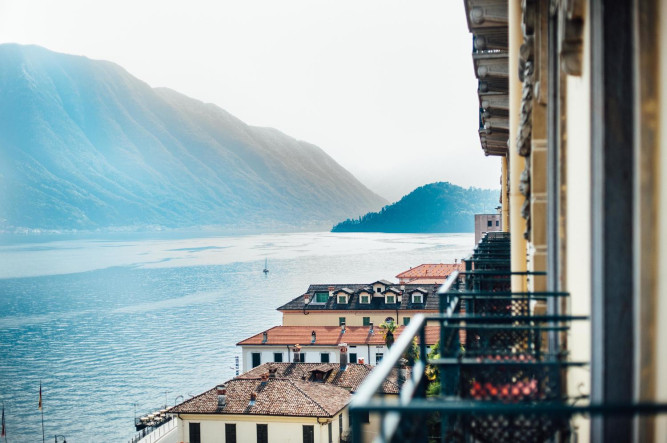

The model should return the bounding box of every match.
[1,404,5,437]
[38,383,42,410]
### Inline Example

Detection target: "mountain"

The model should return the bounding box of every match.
[0,44,386,232]
[331,182,499,233]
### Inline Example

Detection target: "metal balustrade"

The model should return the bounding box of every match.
[350,232,667,442]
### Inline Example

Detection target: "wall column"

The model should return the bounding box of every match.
[509,0,528,289]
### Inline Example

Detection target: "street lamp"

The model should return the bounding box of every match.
[174,395,184,405]
[54,435,67,443]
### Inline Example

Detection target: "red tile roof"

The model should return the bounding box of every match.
[237,325,440,346]
[238,363,403,394]
[395,263,465,283]
[169,378,350,417]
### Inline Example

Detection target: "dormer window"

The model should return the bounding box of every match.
[360,294,370,304]
[385,294,395,304]
[337,294,348,304]
[314,291,329,303]
[412,294,423,304]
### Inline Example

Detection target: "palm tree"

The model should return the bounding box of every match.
[379,320,398,348]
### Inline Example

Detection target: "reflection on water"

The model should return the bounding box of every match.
[0,232,472,442]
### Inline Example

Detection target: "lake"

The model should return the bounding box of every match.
[0,231,473,442]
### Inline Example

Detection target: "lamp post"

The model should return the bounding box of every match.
[54,435,67,443]
[174,395,184,406]
[163,391,170,409]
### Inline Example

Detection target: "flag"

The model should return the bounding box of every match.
[1,404,5,437]
[38,383,42,410]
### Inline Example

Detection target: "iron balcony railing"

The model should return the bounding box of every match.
[350,233,667,442]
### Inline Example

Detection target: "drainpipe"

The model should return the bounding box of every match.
[509,0,528,291]
[286,345,290,363]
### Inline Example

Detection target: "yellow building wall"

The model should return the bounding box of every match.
[177,412,346,443]
[281,310,431,327]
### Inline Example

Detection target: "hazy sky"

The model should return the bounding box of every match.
[0,0,501,201]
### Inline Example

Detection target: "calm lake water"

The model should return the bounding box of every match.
[0,231,473,442]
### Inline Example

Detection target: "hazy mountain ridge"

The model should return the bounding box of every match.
[0,44,386,232]
[331,182,499,233]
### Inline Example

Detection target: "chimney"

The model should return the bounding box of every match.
[216,384,227,407]
[369,322,374,334]
[339,345,348,371]
[311,330,316,343]
[269,367,278,379]
[249,391,257,406]
[358,357,365,364]
[455,258,458,263]
[341,322,346,333]
[304,294,310,304]
[261,372,269,385]
[262,331,268,343]
[328,286,335,298]
[293,344,301,362]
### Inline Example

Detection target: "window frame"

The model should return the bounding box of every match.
[320,352,330,363]
[251,352,261,368]
[360,293,370,304]
[385,294,395,304]
[363,317,371,326]
[257,424,268,443]
[189,423,201,443]
[273,352,283,363]
[225,423,237,443]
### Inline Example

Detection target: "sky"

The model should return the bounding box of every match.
[0,0,501,202]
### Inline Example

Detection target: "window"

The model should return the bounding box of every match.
[376,287,382,293]
[339,317,346,326]
[376,353,383,363]
[338,295,347,304]
[257,424,268,443]
[321,353,330,363]
[274,352,283,363]
[349,353,357,363]
[225,424,237,443]
[339,414,343,439]
[487,220,493,227]
[328,422,333,443]
[363,317,371,326]
[315,292,328,303]
[303,425,315,443]
[496,220,500,226]
[189,423,201,443]
[403,317,411,326]
[360,294,370,304]
[385,295,395,304]
[252,352,261,368]
[412,294,423,304]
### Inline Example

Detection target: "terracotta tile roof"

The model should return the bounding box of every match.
[395,263,465,282]
[238,363,404,394]
[237,325,440,347]
[169,377,349,417]
[277,283,443,311]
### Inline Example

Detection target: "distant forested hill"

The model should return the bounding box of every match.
[331,182,499,233]
[0,44,386,233]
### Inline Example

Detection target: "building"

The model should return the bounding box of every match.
[237,325,439,371]
[474,211,502,244]
[395,263,465,285]
[350,0,667,441]
[278,280,441,327]
[145,362,405,443]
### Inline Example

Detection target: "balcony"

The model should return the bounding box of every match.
[350,232,667,442]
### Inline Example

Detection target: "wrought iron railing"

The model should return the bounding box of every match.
[349,232,667,442]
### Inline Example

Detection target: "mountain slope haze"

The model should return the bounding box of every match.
[0,44,386,231]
